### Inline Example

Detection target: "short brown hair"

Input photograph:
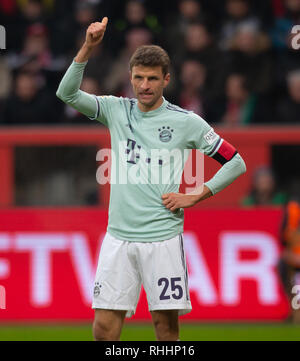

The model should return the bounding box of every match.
[129,45,170,76]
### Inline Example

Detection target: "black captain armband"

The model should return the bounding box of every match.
[210,139,238,165]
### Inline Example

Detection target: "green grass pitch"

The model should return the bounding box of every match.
[0,323,299,341]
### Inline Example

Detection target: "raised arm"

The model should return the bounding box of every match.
[56,17,108,120]
[75,17,108,63]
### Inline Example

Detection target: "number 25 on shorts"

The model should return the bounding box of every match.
[158,277,183,300]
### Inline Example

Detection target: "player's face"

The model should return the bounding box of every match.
[130,65,170,110]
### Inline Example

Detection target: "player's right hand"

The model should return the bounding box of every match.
[85,17,108,47]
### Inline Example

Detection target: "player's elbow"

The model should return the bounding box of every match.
[237,153,247,175]
[56,87,64,101]
[56,86,74,104]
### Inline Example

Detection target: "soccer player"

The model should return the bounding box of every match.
[56,17,246,341]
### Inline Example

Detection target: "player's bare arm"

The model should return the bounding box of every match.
[75,17,108,63]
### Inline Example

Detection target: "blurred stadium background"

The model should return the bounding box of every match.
[0,0,300,341]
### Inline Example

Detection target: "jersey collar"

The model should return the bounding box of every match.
[135,97,167,118]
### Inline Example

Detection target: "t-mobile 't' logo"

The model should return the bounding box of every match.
[0,25,6,50]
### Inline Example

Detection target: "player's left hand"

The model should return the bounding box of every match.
[161,193,199,212]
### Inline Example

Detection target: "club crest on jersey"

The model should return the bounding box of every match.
[158,126,173,142]
[93,282,102,297]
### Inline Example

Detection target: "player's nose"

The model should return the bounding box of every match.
[140,79,150,90]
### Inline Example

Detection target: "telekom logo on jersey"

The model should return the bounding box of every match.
[0,231,280,307]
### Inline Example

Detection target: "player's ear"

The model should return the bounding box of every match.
[163,73,170,88]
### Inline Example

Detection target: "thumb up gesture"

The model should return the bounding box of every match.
[86,17,108,48]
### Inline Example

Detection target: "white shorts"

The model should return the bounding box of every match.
[92,232,192,318]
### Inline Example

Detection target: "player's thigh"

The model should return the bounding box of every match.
[93,309,126,340]
[94,309,127,329]
[151,309,179,331]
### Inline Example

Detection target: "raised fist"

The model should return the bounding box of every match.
[86,17,108,47]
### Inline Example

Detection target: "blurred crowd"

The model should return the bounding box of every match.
[0,0,300,126]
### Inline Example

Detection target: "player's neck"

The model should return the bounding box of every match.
[137,97,164,113]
